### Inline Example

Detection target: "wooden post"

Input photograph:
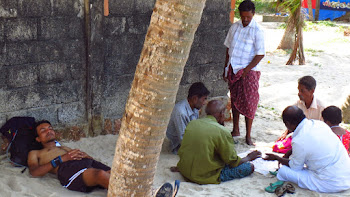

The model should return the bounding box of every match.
[230,0,236,23]
[104,0,109,16]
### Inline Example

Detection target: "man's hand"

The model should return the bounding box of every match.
[241,67,250,78]
[223,66,228,82]
[277,130,290,141]
[61,149,91,162]
[264,153,278,161]
[247,150,262,161]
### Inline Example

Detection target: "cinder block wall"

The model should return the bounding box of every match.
[0,0,230,139]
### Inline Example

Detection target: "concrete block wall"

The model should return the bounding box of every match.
[0,0,230,139]
[0,0,86,136]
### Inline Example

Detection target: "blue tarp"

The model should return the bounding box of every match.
[303,0,349,20]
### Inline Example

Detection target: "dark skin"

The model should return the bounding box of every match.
[324,120,350,153]
[188,95,208,111]
[223,10,265,145]
[277,83,315,141]
[28,123,111,189]
[265,106,300,165]
[170,100,262,172]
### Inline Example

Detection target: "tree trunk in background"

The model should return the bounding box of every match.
[107,0,206,196]
[342,95,350,124]
[315,0,320,20]
[278,16,296,50]
[307,0,314,21]
[286,4,305,65]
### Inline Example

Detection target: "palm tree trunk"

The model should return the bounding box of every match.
[278,16,296,50]
[342,95,350,124]
[307,0,314,21]
[315,0,320,20]
[286,3,305,65]
[107,0,206,196]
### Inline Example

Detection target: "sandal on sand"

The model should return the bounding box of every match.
[265,180,284,193]
[275,182,295,197]
[173,180,180,197]
[155,180,181,197]
[155,182,173,197]
[269,170,278,176]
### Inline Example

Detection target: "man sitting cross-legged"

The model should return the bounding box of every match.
[176,100,261,184]
[265,106,350,193]
[28,120,111,193]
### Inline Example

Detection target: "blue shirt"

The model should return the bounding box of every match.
[166,99,199,153]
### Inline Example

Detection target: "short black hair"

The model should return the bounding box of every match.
[34,120,52,137]
[298,76,316,91]
[282,106,306,126]
[188,82,210,99]
[322,106,342,125]
[238,0,255,13]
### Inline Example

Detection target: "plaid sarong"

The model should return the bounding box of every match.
[228,66,260,120]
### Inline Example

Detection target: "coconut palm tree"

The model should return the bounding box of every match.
[278,0,305,65]
[107,0,207,196]
[342,95,350,124]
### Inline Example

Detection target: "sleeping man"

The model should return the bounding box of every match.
[27,120,111,192]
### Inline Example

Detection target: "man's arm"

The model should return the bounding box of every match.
[238,150,262,165]
[27,150,55,177]
[28,149,92,177]
[242,55,264,78]
[264,153,290,167]
[223,48,229,82]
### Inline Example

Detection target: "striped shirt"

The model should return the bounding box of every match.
[224,18,265,74]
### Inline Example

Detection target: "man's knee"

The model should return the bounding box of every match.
[83,168,110,187]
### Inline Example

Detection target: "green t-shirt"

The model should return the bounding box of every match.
[177,115,241,184]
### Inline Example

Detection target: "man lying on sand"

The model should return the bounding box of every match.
[28,120,180,196]
[28,120,111,192]
[265,106,350,193]
[174,100,261,184]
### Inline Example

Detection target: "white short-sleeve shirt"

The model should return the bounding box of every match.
[224,18,265,74]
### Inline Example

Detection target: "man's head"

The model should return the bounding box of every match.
[35,120,56,144]
[205,100,226,125]
[298,76,316,102]
[282,105,306,132]
[322,106,342,126]
[238,0,255,27]
[187,82,210,110]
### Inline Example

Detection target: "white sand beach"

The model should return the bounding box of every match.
[1,15,350,197]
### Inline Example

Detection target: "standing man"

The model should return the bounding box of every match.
[223,0,265,145]
[264,106,350,193]
[166,82,210,154]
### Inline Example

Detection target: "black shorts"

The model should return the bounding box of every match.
[57,158,110,192]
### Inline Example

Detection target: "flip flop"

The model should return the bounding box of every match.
[173,180,180,197]
[155,182,173,197]
[265,180,284,193]
[269,170,278,176]
[275,182,295,197]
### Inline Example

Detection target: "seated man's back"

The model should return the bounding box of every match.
[177,116,240,184]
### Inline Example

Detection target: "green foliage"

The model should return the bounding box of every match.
[234,0,277,18]
[305,48,324,57]
[303,21,337,31]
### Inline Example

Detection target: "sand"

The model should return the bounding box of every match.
[1,15,350,197]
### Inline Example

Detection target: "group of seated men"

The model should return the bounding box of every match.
[166,76,350,194]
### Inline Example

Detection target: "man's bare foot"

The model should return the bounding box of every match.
[246,137,255,146]
[170,166,179,172]
[231,130,240,137]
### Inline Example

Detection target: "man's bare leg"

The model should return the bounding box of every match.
[82,168,110,189]
[245,117,255,145]
[231,106,240,136]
